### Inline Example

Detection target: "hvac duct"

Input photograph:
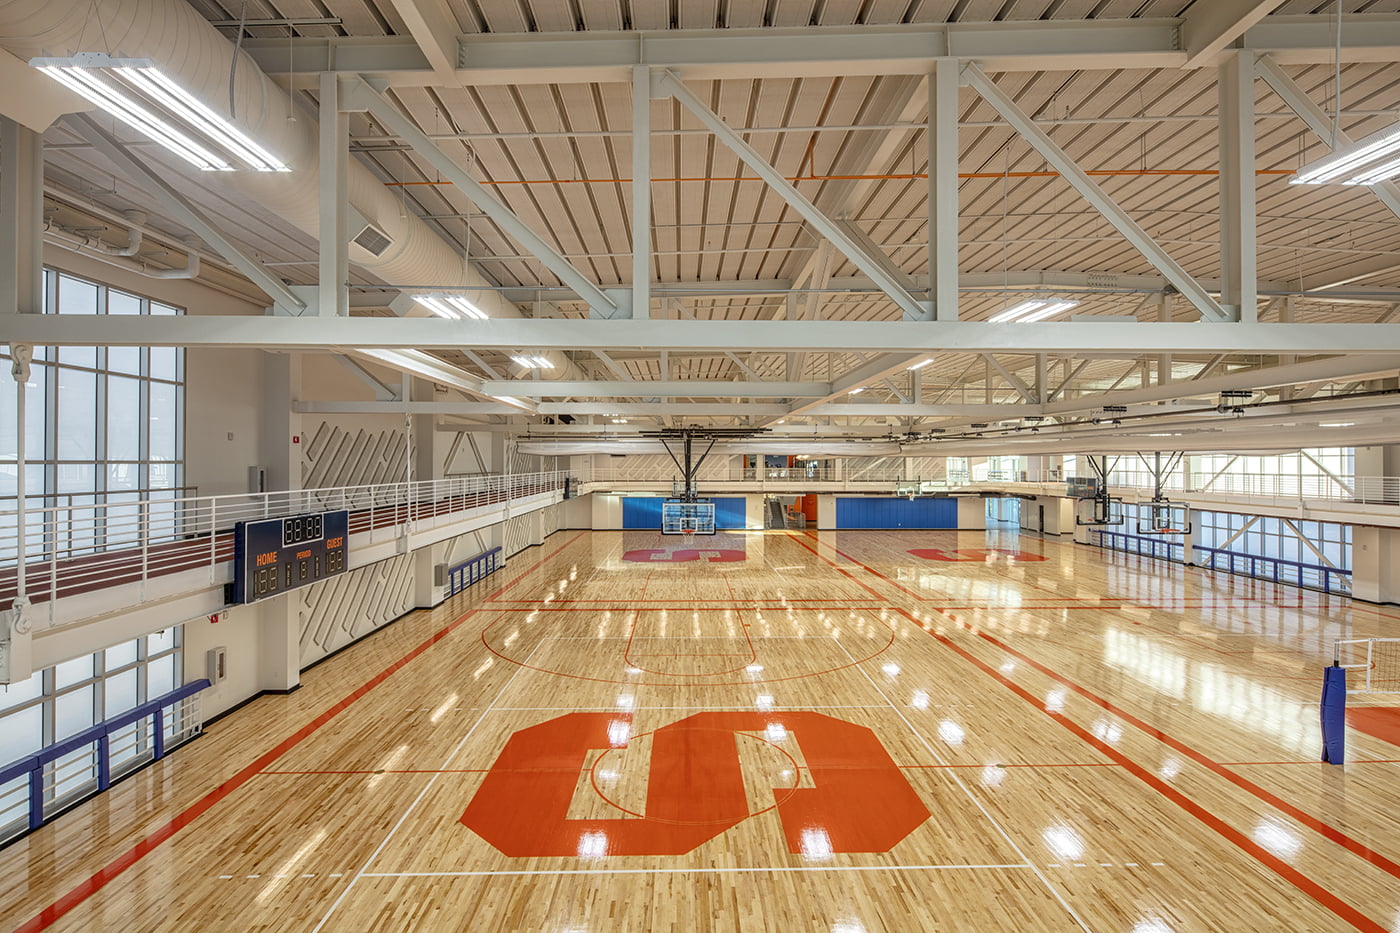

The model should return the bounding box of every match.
[0,0,578,375]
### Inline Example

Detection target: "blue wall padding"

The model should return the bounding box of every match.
[621,497,747,530]
[622,497,664,529]
[834,497,959,529]
[713,498,746,530]
[1321,665,1347,765]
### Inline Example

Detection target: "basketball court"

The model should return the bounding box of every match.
[5,528,1400,932]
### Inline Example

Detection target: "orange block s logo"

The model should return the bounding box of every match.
[461,712,929,857]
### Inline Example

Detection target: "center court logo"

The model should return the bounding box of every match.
[622,548,746,562]
[461,711,930,857]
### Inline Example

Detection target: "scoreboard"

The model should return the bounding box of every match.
[230,510,349,605]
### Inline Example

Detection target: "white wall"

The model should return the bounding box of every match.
[592,492,626,529]
[1016,495,1076,535]
[957,497,987,530]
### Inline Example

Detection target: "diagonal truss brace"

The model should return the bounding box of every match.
[66,114,306,313]
[1256,55,1400,223]
[655,69,929,322]
[345,77,620,318]
[962,63,1230,323]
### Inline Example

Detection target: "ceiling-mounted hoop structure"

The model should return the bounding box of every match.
[1075,454,1124,527]
[1135,451,1193,535]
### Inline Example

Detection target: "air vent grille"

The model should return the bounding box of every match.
[352,223,392,256]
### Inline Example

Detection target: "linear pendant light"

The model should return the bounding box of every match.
[989,299,1078,323]
[31,53,290,172]
[412,294,489,320]
[1290,120,1400,186]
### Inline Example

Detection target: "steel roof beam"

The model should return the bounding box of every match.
[246,16,1400,87]
[65,115,305,312]
[345,78,621,318]
[656,70,929,322]
[1182,0,1289,67]
[477,380,831,397]
[15,316,1400,354]
[964,63,1230,323]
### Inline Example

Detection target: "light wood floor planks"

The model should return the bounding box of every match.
[4,527,1400,932]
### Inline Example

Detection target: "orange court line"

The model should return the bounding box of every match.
[789,532,1400,897]
[14,531,587,933]
[923,621,1387,933]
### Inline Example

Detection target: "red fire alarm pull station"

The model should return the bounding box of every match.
[292,435,300,444]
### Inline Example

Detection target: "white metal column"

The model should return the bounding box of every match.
[1219,52,1258,323]
[631,66,652,320]
[1,117,43,317]
[319,73,350,318]
[929,58,959,321]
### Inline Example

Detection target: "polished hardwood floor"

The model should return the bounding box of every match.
[4,528,1400,932]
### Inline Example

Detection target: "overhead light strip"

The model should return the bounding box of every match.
[32,54,289,172]
[989,299,1079,323]
[1290,120,1400,186]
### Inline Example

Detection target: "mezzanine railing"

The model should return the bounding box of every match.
[0,471,568,620]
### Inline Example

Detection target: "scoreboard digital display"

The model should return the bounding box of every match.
[230,510,349,605]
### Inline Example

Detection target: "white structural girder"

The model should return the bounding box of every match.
[1218,52,1257,322]
[347,79,620,318]
[245,16,1400,87]
[319,74,350,318]
[1183,0,1289,67]
[983,355,1036,403]
[631,66,653,319]
[479,380,831,397]
[657,71,928,322]
[65,115,305,312]
[1256,55,1400,224]
[384,0,460,78]
[501,269,1386,304]
[780,352,930,422]
[929,57,959,321]
[351,349,539,413]
[811,403,1033,417]
[17,316,1400,355]
[963,64,1230,323]
[1042,353,1400,415]
[1,117,42,316]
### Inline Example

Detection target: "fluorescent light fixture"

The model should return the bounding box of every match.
[412,294,488,320]
[907,359,933,370]
[1290,120,1400,186]
[1320,422,1355,428]
[611,418,628,424]
[32,54,290,172]
[510,354,554,369]
[990,299,1079,323]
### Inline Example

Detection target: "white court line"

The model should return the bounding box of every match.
[489,705,892,712]
[831,638,1095,933]
[311,639,548,932]
[359,863,1033,878]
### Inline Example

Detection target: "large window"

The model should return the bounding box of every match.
[0,628,183,835]
[1090,502,1351,594]
[0,270,185,554]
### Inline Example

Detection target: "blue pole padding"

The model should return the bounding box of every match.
[1320,664,1347,765]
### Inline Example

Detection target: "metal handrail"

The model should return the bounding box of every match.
[0,470,569,618]
[446,547,503,596]
[0,679,210,844]
[1089,529,1352,593]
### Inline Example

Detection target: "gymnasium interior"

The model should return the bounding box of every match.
[3,1,1400,930]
